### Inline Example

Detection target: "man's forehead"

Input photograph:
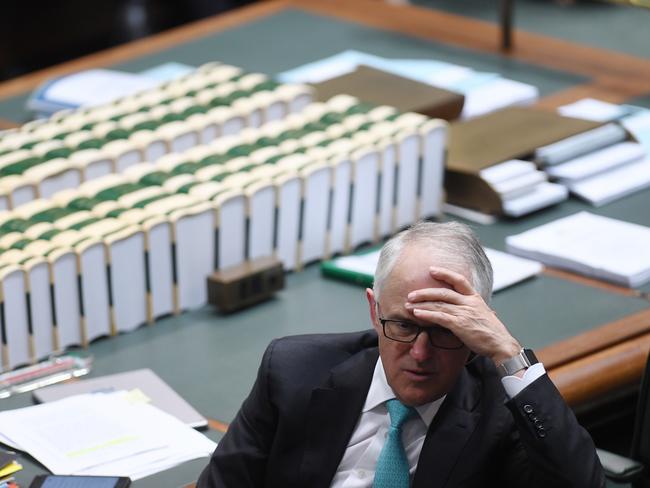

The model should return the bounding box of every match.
[380,246,468,294]
[383,271,451,296]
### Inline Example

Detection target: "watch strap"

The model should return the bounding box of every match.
[498,348,538,377]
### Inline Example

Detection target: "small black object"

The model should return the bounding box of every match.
[29,474,131,488]
[207,256,285,313]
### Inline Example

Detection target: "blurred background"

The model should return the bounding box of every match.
[0,0,254,82]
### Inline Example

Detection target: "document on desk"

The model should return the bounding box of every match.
[501,181,568,218]
[557,98,632,122]
[33,368,208,428]
[534,123,628,167]
[506,212,650,287]
[568,158,650,207]
[545,141,645,183]
[484,248,543,291]
[0,391,216,480]
[459,78,538,119]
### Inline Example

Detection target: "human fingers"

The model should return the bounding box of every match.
[412,307,517,360]
[407,287,464,305]
[410,308,477,348]
[428,267,474,295]
[406,300,460,318]
[411,308,458,331]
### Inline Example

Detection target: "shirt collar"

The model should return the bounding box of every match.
[363,358,446,427]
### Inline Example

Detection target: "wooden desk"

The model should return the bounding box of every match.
[1,1,649,484]
[0,0,647,422]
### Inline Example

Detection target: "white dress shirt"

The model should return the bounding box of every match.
[330,358,546,488]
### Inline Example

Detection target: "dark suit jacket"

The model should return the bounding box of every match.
[197,330,604,487]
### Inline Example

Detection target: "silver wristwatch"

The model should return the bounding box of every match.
[497,348,538,377]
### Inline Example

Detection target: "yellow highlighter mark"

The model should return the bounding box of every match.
[66,435,139,458]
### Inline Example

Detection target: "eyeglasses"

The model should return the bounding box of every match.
[377,310,464,350]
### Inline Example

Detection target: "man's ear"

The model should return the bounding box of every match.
[366,288,380,332]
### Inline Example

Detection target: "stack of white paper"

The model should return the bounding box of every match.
[541,100,650,206]
[459,78,538,119]
[506,211,650,287]
[621,109,650,152]
[0,391,216,481]
[568,158,650,206]
[535,123,628,167]
[557,98,632,122]
[545,142,645,183]
[484,248,543,292]
[479,159,567,217]
[545,140,647,206]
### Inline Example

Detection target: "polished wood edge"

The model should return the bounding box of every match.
[289,0,650,102]
[542,267,641,298]
[549,332,650,407]
[0,1,290,100]
[0,118,19,130]
[2,0,650,108]
[539,307,650,370]
[207,417,230,433]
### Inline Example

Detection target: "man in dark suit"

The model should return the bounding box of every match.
[198,221,604,487]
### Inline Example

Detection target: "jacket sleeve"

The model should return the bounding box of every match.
[501,374,605,488]
[196,340,279,488]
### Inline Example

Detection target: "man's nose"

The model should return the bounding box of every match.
[410,330,435,361]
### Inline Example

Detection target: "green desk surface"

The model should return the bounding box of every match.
[0,4,648,486]
[0,8,586,124]
[1,263,649,486]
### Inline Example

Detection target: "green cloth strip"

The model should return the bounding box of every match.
[1,156,45,176]
[31,207,77,223]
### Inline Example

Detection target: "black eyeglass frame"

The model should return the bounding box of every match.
[375,301,465,351]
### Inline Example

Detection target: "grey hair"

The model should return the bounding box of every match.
[373,221,493,303]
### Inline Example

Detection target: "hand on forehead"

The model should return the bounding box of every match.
[406,267,475,308]
[395,247,471,295]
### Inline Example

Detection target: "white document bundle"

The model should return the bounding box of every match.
[542,100,650,206]
[506,212,650,287]
[478,159,568,217]
[0,391,216,480]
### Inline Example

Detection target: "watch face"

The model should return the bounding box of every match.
[523,349,538,365]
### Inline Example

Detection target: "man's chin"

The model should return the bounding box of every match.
[396,381,443,407]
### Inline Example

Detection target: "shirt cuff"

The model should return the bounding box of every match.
[500,362,546,399]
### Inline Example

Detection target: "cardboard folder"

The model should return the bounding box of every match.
[311,65,465,121]
[445,107,602,214]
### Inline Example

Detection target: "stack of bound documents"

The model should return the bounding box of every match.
[445,107,597,216]
[0,391,216,480]
[0,57,448,371]
[535,122,649,206]
[478,159,567,218]
[536,99,650,206]
[506,212,650,287]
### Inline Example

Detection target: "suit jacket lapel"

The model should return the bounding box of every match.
[299,347,379,488]
[413,367,482,488]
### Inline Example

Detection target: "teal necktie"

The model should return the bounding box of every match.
[373,398,416,488]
